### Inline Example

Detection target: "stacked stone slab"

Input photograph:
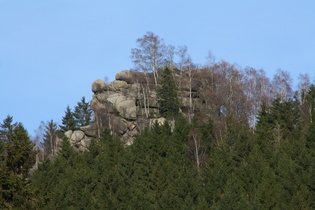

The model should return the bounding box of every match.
[69,69,207,151]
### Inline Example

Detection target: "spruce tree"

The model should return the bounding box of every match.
[60,106,77,132]
[6,124,37,179]
[0,115,16,143]
[42,120,58,158]
[90,129,126,209]
[299,118,315,207]
[0,116,38,208]
[73,96,93,127]
[158,67,180,118]
[0,116,37,179]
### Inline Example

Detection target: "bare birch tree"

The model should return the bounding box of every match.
[176,45,189,91]
[131,31,166,86]
[206,51,216,92]
[165,44,175,68]
[298,73,310,103]
[272,69,293,102]
[187,56,194,123]
[188,131,207,174]
[131,32,166,118]
[257,69,273,106]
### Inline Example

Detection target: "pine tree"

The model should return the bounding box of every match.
[73,96,93,127]
[158,67,180,118]
[60,106,77,132]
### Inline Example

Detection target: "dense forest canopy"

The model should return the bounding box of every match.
[1,32,315,209]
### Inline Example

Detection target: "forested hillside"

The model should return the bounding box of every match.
[1,32,315,209]
[29,104,315,208]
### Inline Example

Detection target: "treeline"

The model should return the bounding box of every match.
[0,97,92,208]
[131,32,313,127]
[30,87,315,209]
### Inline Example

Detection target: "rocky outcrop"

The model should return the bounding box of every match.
[69,69,208,151]
[65,130,92,152]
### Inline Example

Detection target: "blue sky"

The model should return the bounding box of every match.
[1,0,315,136]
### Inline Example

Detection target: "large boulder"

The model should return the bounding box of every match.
[115,70,146,84]
[92,79,106,93]
[112,116,128,135]
[70,130,85,143]
[80,137,91,149]
[95,92,109,101]
[107,94,137,120]
[107,94,126,106]
[115,70,133,83]
[65,130,73,140]
[117,100,137,120]
[90,97,106,111]
[63,130,90,152]
[80,124,98,138]
[110,80,128,89]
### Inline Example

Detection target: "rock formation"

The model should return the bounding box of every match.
[69,69,212,151]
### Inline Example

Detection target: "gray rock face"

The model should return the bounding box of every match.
[65,130,73,140]
[106,94,137,120]
[80,124,98,138]
[72,68,209,149]
[115,70,145,84]
[85,71,173,145]
[92,79,106,93]
[110,80,128,89]
[65,130,91,152]
[71,130,85,143]
[115,70,133,83]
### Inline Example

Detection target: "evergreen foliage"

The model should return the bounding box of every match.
[60,105,77,132]
[42,120,58,159]
[158,67,180,118]
[4,33,315,209]
[0,116,38,209]
[2,83,315,208]
[6,124,37,179]
[60,97,93,132]
[27,98,315,208]
[73,96,93,127]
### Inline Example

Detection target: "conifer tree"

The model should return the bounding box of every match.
[42,120,58,158]
[0,115,16,143]
[0,116,38,208]
[73,96,92,127]
[299,117,315,207]
[57,137,76,161]
[89,129,126,209]
[60,106,76,132]
[158,67,180,118]
[6,123,37,179]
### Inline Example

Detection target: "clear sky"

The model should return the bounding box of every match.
[1,0,315,136]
